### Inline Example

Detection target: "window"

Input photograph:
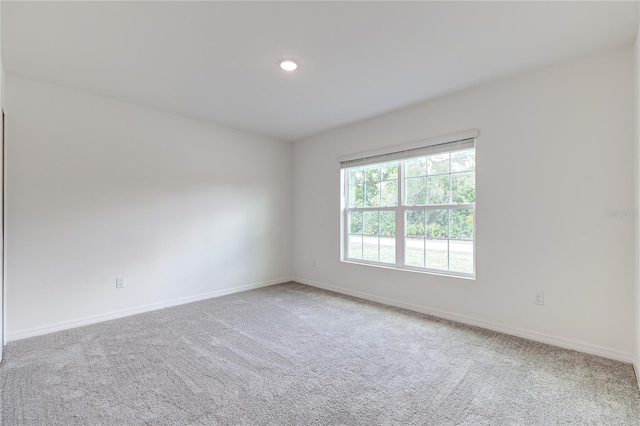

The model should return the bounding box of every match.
[341,133,476,277]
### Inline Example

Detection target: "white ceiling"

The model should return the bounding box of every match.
[3,1,639,142]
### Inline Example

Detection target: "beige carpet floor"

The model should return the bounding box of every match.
[1,282,639,425]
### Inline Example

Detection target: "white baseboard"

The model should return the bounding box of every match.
[7,277,291,342]
[293,276,633,364]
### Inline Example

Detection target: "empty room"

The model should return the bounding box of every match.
[0,1,639,425]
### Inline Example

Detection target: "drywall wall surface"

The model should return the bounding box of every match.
[635,16,640,372]
[293,45,636,360]
[0,3,4,354]
[5,74,292,337]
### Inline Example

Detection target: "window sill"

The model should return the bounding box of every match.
[340,259,476,280]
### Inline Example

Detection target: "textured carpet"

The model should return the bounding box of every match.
[1,282,639,425]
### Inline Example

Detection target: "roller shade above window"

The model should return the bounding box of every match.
[339,129,478,168]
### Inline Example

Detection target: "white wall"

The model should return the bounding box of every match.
[0,2,4,358]
[5,74,292,339]
[635,14,640,376]
[293,45,635,362]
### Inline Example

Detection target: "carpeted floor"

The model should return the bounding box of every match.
[1,282,639,425]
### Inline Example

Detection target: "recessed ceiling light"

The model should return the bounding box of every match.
[279,59,299,72]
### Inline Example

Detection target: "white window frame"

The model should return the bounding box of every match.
[339,130,477,279]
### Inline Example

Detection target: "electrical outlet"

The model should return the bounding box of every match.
[533,291,544,305]
[116,277,125,289]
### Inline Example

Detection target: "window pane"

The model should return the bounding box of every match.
[349,183,364,207]
[406,177,426,205]
[348,167,365,208]
[451,172,475,203]
[426,209,448,239]
[380,162,398,180]
[379,211,396,237]
[380,237,396,264]
[349,211,363,234]
[427,153,450,175]
[364,181,381,207]
[450,209,474,240]
[380,180,398,207]
[405,237,425,267]
[451,149,475,172]
[450,240,473,273]
[426,239,448,270]
[365,165,380,182]
[406,209,425,237]
[427,175,450,204]
[350,167,365,185]
[405,157,426,178]
[363,211,379,235]
[348,235,363,259]
[363,236,379,261]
